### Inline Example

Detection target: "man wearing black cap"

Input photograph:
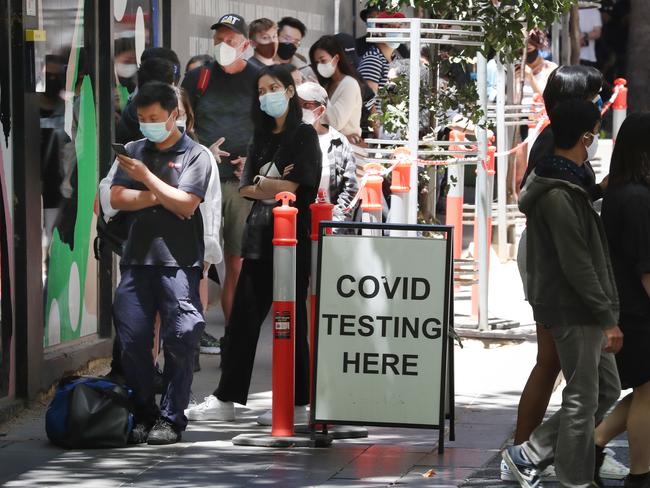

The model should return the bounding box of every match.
[355,1,384,57]
[181,14,260,335]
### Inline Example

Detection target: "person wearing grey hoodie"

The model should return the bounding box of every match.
[503,98,623,488]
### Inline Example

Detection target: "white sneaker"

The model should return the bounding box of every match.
[257,405,309,426]
[500,459,516,481]
[600,448,629,480]
[184,395,235,421]
[501,459,555,481]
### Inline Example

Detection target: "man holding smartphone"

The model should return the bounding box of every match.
[110,81,212,445]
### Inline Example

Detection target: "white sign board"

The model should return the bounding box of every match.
[313,233,452,428]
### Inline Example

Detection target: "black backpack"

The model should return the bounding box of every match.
[94,204,129,259]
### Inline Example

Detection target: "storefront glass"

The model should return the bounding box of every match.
[40,0,98,347]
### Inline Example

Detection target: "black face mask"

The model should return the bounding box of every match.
[277,42,297,61]
[526,49,539,64]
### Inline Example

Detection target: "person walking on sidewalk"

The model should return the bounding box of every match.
[505,65,628,481]
[184,65,321,423]
[503,98,623,488]
[594,113,650,488]
[110,82,212,445]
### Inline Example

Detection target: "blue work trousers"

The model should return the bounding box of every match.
[113,265,205,431]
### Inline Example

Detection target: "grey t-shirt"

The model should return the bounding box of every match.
[182,61,260,180]
[111,134,212,267]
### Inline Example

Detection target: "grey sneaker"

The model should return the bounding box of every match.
[502,446,544,488]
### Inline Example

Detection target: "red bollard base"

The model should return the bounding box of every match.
[231,432,333,448]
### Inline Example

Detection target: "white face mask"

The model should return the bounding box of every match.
[212,41,241,67]
[317,60,336,79]
[585,133,599,161]
[115,63,137,78]
[387,42,401,50]
[302,108,318,125]
[176,117,187,130]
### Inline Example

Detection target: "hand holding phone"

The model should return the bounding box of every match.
[111,143,129,157]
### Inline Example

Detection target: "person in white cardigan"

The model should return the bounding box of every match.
[309,35,363,144]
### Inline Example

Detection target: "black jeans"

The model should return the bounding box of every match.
[215,253,310,406]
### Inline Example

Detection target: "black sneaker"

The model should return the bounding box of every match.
[199,332,221,354]
[502,446,544,488]
[147,417,181,445]
[128,422,152,445]
[625,473,650,488]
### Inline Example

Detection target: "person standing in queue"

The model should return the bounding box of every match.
[110,82,212,445]
[248,18,279,70]
[182,13,260,334]
[185,65,321,423]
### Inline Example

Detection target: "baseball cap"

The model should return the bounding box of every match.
[376,11,406,19]
[211,14,248,37]
[297,82,329,106]
[333,33,359,67]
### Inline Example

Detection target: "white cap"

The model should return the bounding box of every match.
[296,82,329,106]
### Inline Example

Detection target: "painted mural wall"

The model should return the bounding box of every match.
[39,0,98,347]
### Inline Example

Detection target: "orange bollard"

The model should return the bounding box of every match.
[388,147,411,235]
[271,192,298,437]
[612,78,627,141]
[309,189,333,403]
[445,130,466,260]
[471,146,496,321]
[361,163,384,236]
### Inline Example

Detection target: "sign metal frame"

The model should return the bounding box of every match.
[310,222,455,453]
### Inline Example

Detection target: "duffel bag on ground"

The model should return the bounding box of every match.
[45,376,134,448]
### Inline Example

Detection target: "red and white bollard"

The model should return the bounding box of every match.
[309,189,333,401]
[388,147,411,236]
[445,130,466,260]
[612,78,628,142]
[360,163,384,236]
[272,192,298,437]
[471,146,496,321]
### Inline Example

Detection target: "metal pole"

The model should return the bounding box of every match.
[407,18,422,225]
[496,58,507,262]
[551,21,560,65]
[475,53,489,331]
[561,12,571,66]
[334,0,340,34]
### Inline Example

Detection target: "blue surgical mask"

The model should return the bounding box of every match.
[259,89,289,118]
[140,113,173,143]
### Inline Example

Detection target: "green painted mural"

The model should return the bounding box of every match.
[44,75,97,346]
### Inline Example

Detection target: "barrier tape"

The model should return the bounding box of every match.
[600,84,622,117]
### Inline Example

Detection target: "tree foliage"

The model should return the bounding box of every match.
[372,0,575,62]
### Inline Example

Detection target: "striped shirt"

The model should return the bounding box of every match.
[358,45,390,91]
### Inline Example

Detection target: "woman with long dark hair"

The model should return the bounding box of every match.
[309,35,362,141]
[594,113,650,487]
[185,65,321,424]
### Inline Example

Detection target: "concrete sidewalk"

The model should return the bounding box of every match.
[0,258,631,487]
[0,299,547,487]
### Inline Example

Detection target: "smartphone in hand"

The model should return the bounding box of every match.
[111,143,129,157]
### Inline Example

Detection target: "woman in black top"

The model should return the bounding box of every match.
[186,65,321,423]
[595,114,650,484]
[511,66,612,449]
